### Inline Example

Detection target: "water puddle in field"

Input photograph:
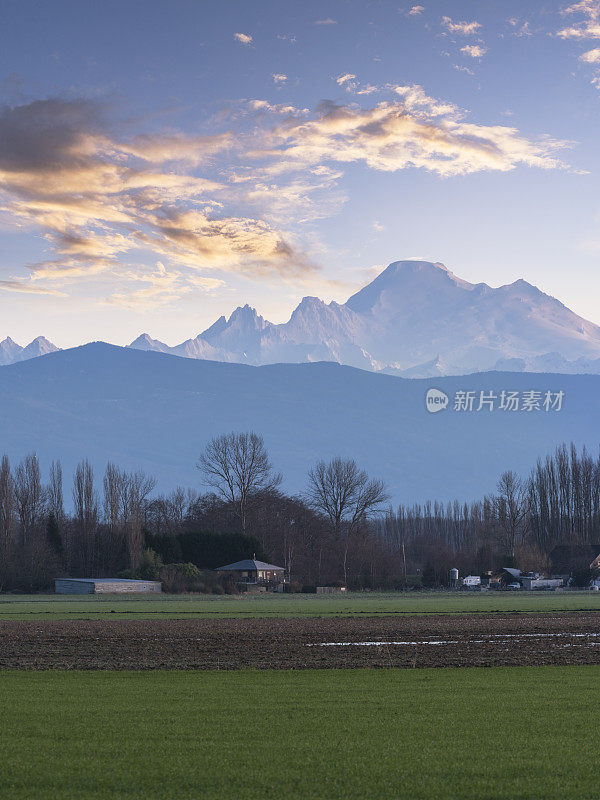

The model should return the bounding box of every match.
[310,632,600,647]
[309,640,459,647]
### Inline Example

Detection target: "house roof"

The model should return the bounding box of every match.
[501,568,522,579]
[215,559,285,572]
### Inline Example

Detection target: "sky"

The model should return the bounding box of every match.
[0,0,599,348]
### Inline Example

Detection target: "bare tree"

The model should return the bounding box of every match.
[14,453,45,546]
[72,460,99,573]
[103,462,124,530]
[306,457,389,584]
[198,432,281,532]
[48,460,64,524]
[147,487,198,538]
[495,470,530,559]
[0,455,14,552]
[121,470,156,567]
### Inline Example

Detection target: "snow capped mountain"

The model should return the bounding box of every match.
[129,333,172,354]
[20,336,60,360]
[6,261,597,376]
[343,260,600,372]
[0,337,24,366]
[128,260,600,376]
[168,305,271,364]
[0,336,59,365]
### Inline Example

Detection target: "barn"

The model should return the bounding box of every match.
[54,578,162,595]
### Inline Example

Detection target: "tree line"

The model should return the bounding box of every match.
[380,443,600,585]
[0,435,598,592]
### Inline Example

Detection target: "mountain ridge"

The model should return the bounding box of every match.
[0,335,59,366]
[4,260,600,375]
[0,341,597,503]
[129,260,600,376]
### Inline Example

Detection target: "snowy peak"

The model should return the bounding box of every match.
[0,336,60,365]
[225,304,270,333]
[129,333,171,353]
[126,258,600,376]
[0,337,23,365]
[21,336,58,359]
[195,304,271,362]
[285,296,366,347]
[345,259,477,320]
[199,315,227,341]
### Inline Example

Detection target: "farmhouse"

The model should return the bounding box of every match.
[215,558,286,588]
[55,578,162,595]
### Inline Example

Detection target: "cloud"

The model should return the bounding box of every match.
[234,32,253,45]
[408,6,425,15]
[334,75,381,95]
[454,64,475,75]
[507,17,532,37]
[0,279,66,296]
[245,99,308,115]
[272,73,288,84]
[441,16,482,35]
[143,209,312,277]
[557,2,600,86]
[581,46,600,61]
[0,89,570,305]
[250,85,569,178]
[103,262,224,309]
[239,168,345,224]
[0,97,312,301]
[461,44,487,58]
[558,0,600,38]
[315,18,337,25]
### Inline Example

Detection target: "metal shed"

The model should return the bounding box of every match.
[54,578,162,594]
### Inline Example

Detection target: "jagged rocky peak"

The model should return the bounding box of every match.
[0,335,59,365]
[119,258,600,376]
[199,315,228,341]
[226,304,271,331]
[129,333,171,353]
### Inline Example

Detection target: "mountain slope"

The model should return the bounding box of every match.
[129,260,600,375]
[0,343,596,503]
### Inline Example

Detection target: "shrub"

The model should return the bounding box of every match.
[159,562,202,593]
[137,549,164,580]
[572,567,599,588]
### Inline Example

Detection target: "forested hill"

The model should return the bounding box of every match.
[0,342,597,503]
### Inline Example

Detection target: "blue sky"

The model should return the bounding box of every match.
[1,0,599,347]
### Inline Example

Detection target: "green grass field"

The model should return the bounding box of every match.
[0,666,597,799]
[2,590,600,619]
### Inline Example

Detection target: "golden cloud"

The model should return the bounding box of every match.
[251,89,568,178]
[0,98,311,303]
[0,89,570,304]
